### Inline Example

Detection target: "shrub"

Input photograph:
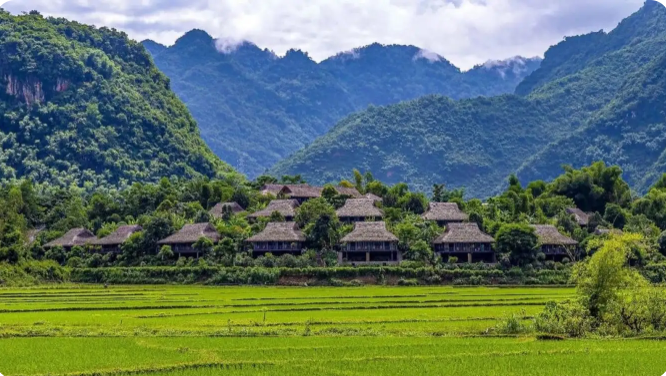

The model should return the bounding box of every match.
[398,278,419,286]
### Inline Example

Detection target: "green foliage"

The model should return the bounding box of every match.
[0,12,237,191]
[272,3,666,198]
[495,224,539,267]
[147,35,540,178]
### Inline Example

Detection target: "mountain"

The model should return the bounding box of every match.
[271,1,666,197]
[0,11,236,189]
[144,36,541,177]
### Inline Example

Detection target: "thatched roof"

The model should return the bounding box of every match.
[157,223,220,245]
[261,184,285,196]
[248,199,299,219]
[532,225,578,246]
[281,184,322,198]
[246,222,306,243]
[92,225,143,246]
[434,223,494,244]
[209,202,244,218]
[335,186,362,198]
[26,227,44,244]
[336,199,383,218]
[341,222,398,242]
[44,228,97,248]
[595,228,623,236]
[423,202,469,222]
[566,208,590,226]
[364,193,382,202]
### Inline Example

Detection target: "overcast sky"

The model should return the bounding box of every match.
[0,0,653,69]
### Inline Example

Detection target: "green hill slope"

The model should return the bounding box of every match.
[271,1,666,197]
[0,11,236,189]
[146,35,540,178]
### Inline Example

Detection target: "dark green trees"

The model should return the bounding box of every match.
[0,12,237,191]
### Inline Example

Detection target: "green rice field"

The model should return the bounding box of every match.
[0,285,665,375]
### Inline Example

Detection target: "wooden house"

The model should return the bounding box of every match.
[339,222,400,264]
[157,223,221,257]
[246,222,305,257]
[91,225,143,253]
[43,228,97,251]
[566,207,590,227]
[422,202,469,226]
[279,185,323,203]
[209,202,244,218]
[532,225,578,261]
[260,184,286,197]
[248,199,299,221]
[336,198,383,223]
[433,223,495,263]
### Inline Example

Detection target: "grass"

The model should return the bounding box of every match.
[1,285,664,375]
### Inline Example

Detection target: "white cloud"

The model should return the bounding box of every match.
[0,0,649,69]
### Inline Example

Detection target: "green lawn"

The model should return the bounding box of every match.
[1,285,662,375]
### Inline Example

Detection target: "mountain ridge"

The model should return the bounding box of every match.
[144,34,542,178]
[270,1,666,197]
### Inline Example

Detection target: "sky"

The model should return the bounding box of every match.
[0,0,652,69]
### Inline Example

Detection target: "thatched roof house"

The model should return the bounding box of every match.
[423,202,468,224]
[280,184,322,202]
[91,225,143,252]
[44,228,97,249]
[246,222,306,255]
[247,222,306,243]
[433,223,494,262]
[340,222,400,263]
[335,186,362,198]
[157,223,221,246]
[364,193,382,202]
[341,222,398,243]
[531,225,578,246]
[248,199,299,220]
[261,184,285,196]
[566,208,590,226]
[209,202,244,218]
[336,199,383,221]
[434,223,494,245]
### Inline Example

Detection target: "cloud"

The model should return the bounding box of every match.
[0,0,648,69]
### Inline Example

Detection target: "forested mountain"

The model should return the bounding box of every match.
[0,11,237,190]
[144,34,540,177]
[271,0,666,197]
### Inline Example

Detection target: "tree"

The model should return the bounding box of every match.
[231,188,251,211]
[305,213,340,265]
[193,237,214,257]
[295,198,336,228]
[495,223,539,267]
[268,211,286,223]
[406,240,434,265]
[157,245,174,261]
[604,204,628,229]
[574,233,647,318]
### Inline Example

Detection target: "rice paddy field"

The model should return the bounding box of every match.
[0,285,665,375]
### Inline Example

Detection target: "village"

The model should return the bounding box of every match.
[40,184,593,265]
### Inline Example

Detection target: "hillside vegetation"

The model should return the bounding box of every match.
[271,1,666,197]
[0,11,237,190]
[145,34,540,177]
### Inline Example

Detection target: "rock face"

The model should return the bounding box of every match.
[0,11,237,189]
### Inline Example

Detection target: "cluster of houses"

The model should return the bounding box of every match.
[41,184,584,265]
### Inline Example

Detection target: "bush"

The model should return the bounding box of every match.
[534,300,593,337]
[398,278,419,286]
